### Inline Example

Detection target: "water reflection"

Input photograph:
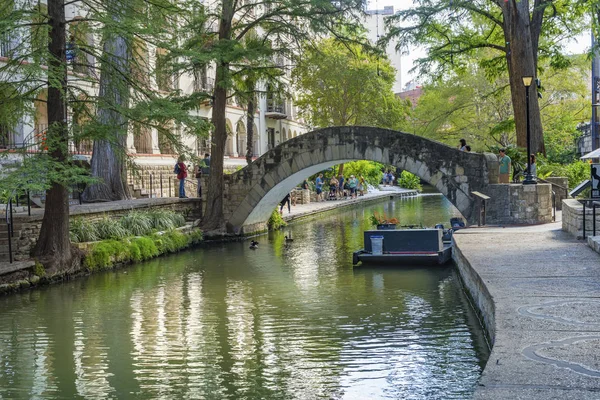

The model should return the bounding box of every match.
[0,195,488,399]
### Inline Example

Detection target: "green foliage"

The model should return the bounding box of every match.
[95,217,130,240]
[128,242,142,262]
[153,230,190,253]
[131,237,159,260]
[148,210,185,231]
[268,209,287,231]
[70,210,188,243]
[537,159,590,190]
[120,211,153,236]
[32,262,45,277]
[398,171,422,191]
[83,228,199,270]
[293,38,409,130]
[341,161,384,186]
[188,229,203,244]
[70,218,99,243]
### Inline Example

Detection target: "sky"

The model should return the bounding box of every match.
[367,0,592,90]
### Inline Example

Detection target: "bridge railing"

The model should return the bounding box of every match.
[471,191,491,226]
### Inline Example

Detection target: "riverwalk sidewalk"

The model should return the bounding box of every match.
[281,187,417,223]
[453,222,600,399]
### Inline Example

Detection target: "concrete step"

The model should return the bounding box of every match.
[0,260,34,275]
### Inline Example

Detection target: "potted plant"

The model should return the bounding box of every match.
[369,211,399,230]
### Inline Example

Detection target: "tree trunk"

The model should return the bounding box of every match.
[33,0,72,267]
[201,0,233,231]
[83,30,131,202]
[202,63,228,230]
[503,0,545,155]
[245,85,255,165]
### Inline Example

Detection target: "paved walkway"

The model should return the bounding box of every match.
[453,222,600,399]
[281,187,418,223]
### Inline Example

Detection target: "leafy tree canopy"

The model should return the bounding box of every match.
[293,38,409,130]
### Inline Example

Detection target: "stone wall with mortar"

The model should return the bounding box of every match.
[562,199,600,239]
[479,183,553,225]
[2,199,202,262]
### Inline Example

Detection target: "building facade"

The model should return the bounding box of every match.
[0,0,308,168]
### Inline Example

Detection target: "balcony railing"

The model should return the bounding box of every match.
[193,76,215,94]
[0,35,19,58]
[266,99,287,119]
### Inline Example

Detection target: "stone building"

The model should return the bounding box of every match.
[0,0,308,171]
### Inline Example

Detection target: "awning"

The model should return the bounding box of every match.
[581,148,600,159]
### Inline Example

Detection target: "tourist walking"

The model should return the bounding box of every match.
[498,149,511,184]
[279,193,291,214]
[315,173,324,201]
[348,175,358,198]
[358,176,367,196]
[175,157,188,198]
[329,175,338,200]
[337,175,345,199]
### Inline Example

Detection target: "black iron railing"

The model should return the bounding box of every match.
[581,199,600,239]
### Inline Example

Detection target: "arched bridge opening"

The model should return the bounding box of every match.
[222,127,499,234]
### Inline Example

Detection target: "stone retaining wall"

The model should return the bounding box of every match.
[479,183,553,225]
[452,240,496,343]
[4,199,202,262]
[562,198,600,239]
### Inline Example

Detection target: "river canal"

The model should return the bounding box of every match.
[0,194,489,399]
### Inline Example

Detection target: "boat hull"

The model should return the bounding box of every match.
[353,244,452,266]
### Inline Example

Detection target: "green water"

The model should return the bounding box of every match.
[0,194,489,399]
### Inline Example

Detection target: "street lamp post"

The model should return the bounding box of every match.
[522,76,537,185]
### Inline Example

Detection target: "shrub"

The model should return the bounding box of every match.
[398,171,422,191]
[32,262,45,277]
[132,236,159,260]
[189,229,203,244]
[153,230,190,253]
[148,210,185,231]
[121,211,153,236]
[70,218,99,243]
[129,242,142,262]
[342,161,385,186]
[537,159,589,190]
[95,217,130,240]
[84,240,130,271]
[268,209,287,230]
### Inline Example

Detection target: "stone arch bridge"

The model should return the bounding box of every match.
[221,127,499,234]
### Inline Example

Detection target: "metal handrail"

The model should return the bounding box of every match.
[471,191,491,226]
[580,199,600,239]
[5,196,14,264]
[552,190,556,222]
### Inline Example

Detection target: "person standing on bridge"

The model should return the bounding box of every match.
[498,149,511,184]
[459,139,467,151]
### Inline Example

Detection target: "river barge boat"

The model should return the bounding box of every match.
[353,228,453,266]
